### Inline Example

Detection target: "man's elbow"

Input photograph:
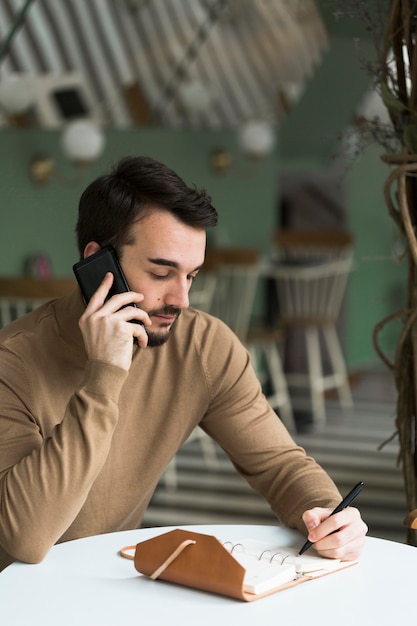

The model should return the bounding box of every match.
[1,537,51,569]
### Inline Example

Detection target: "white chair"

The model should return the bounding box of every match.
[268,230,354,425]
[0,297,46,327]
[162,269,219,490]
[208,248,294,431]
[188,270,217,313]
[0,277,76,329]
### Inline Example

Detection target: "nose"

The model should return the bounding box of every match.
[165,277,190,309]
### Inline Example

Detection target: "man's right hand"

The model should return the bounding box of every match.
[78,272,151,370]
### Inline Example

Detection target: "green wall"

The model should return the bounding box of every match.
[345,145,406,369]
[0,15,406,373]
[281,37,374,163]
[278,17,403,371]
[0,128,278,276]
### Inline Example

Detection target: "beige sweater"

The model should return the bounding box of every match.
[0,289,340,571]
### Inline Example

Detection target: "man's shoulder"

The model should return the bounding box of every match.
[0,300,54,342]
[174,307,245,358]
[0,293,78,356]
[0,290,82,349]
[180,307,235,336]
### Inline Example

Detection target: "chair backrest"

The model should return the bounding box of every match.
[205,248,260,342]
[269,256,353,324]
[0,277,75,328]
[0,297,47,328]
[269,230,354,325]
[189,270,217,313]
[273,229,354,262]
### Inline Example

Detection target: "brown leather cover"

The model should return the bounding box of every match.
[134,529,247,600]
[132,528,356,602]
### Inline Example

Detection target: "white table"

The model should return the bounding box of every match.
[1,524,415,626]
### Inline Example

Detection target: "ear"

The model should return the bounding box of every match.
[83,241,101,259]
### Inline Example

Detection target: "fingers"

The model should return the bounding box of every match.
[302,507,368,561]
[302,507,327,534]
[79,273,151,367]
[84,273,150,325]
[86,272,114,308]
[111,305,150,349]
[86,273,148,318]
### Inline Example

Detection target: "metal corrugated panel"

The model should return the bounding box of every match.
[0,0,328,129]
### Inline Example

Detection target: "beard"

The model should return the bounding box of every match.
[145,305,182,347]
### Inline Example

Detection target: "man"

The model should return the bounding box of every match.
[0,156,367,571]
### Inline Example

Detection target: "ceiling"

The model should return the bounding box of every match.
[0,0,329,130]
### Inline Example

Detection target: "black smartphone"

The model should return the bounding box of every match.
[73,246,143,327]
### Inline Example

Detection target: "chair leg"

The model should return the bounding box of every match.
[322,325,353,408]
[262,342,295,432]
[162,429,218,491]
[305,326,327,425]
[248,344,268,387]
[200,434,218,470]
[163,456,178,491]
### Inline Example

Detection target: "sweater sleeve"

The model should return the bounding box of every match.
[0,351,128,566]
[197,317,342,533]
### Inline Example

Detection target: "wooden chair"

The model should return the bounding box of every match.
[188,269,217,313]
[0,277,76,328]
[273,230,354,258]
[267,230,354,425]
[162,269,219,490]
[207,247,294,431]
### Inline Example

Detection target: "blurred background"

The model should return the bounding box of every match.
[0,1,406,543]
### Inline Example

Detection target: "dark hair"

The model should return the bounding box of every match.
[75,155,218,256]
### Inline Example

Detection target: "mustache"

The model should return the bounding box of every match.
[148,305,182,318]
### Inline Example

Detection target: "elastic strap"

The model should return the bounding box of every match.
[150,539,196,580]
[119,545,136,560]
[119,538,196,578]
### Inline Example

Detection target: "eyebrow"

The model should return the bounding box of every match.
[148,257,203,273]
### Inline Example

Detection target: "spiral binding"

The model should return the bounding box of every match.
[223,541,296,566]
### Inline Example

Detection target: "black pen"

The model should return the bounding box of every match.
[298,481,364,556]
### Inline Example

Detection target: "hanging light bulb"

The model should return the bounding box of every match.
[0,74,34,114]
[29,119,105,185]
[238,119,276,158]
[0,74,34,126]
[177,79,212,115]
[61,119,105,164]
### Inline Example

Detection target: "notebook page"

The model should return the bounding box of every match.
[223,541,297,594]
[224,539,343,590]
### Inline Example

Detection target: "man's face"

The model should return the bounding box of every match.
[118,209,206,347]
